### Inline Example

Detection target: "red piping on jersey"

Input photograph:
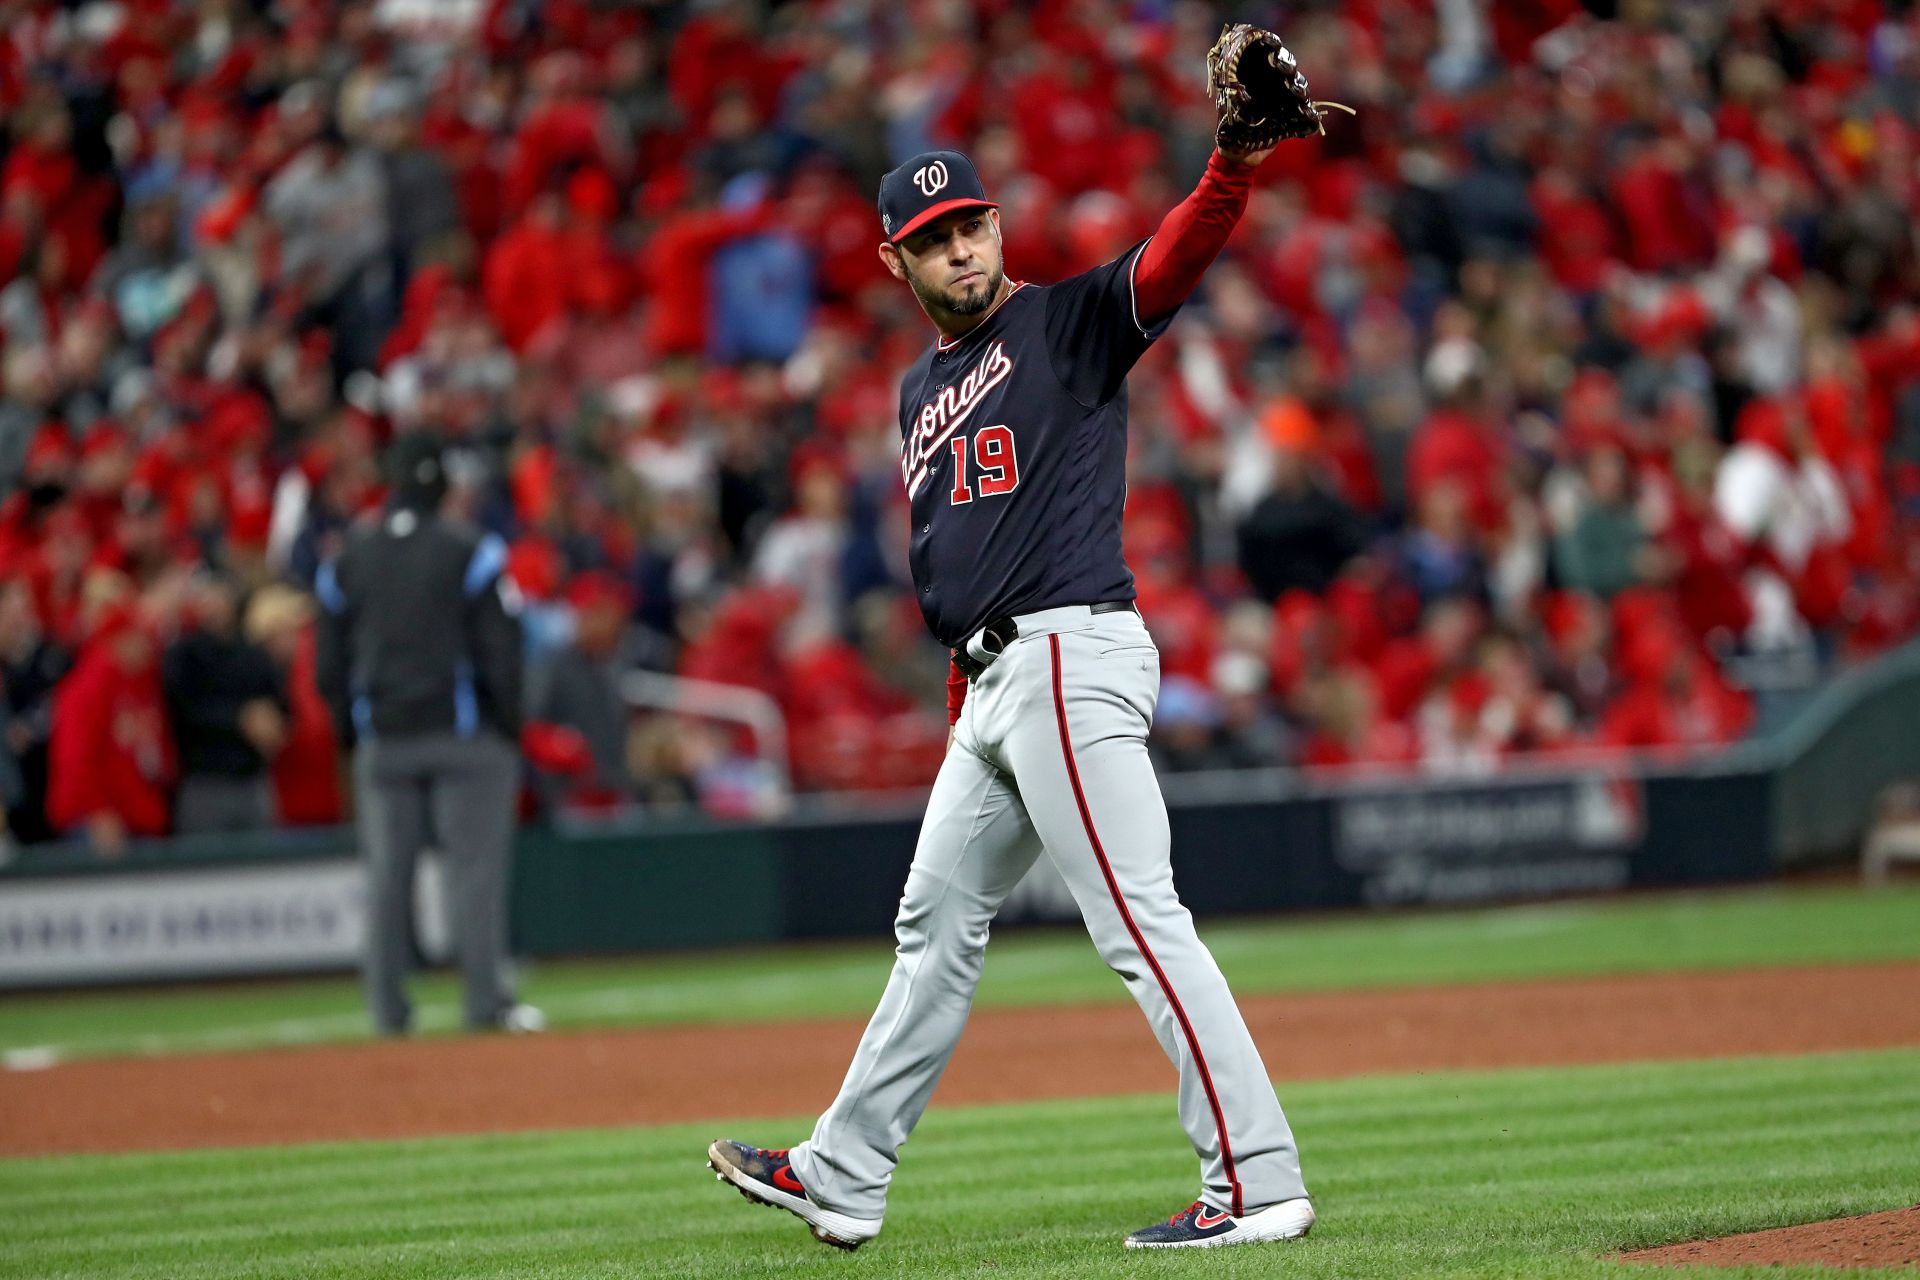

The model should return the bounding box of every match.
[934,281,1027,352]
[1047,633,1244,1217]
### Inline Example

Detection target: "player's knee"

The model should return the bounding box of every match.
[1092,935,1147,979]
[1085,908,1177,976]
[892,897,991,964]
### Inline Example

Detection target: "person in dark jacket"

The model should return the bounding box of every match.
[163,574,287,833]
[0,580,69,846]
[1236,447,1367,602]
[316,432,537,1035]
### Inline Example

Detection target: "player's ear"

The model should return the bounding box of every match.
[877,241,906,282]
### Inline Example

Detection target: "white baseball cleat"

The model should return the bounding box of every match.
[1124,1196,1315,1248]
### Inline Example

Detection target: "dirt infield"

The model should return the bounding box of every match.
[1618,1205,1920,1269]
[3,961,1917,1158]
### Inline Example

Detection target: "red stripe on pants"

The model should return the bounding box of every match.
[1048,633,1243,1217]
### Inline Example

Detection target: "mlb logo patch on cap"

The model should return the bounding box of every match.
[878,150,998,244]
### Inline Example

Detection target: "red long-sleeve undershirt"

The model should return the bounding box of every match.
[1132,149,1258,323]
[945,151,1256,726]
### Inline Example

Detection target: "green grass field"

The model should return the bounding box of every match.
[3,882,1917,1278]
[3,1050,1915,1279]
[5,881,1918,1061]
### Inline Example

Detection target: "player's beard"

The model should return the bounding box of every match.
[908,260,1005,318]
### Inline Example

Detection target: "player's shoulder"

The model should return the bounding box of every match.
[1049,239,1152,294]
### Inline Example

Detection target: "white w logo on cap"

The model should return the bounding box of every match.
[912,161,949,197]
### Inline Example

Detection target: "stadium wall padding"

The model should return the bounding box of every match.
[3,638,1917,986]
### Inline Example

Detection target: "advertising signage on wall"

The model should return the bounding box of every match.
[0,764,1773,988]
[0,861,368,988]
[1332,775,1647,906]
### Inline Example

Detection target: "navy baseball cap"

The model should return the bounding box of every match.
[878,150,998,244]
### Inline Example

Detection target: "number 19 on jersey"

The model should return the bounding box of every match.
[949,424,1021,505]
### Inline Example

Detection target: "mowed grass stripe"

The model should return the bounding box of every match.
[0,1145,676,1215]
[24,1058,1906,1213]
[7,1048,1908,1212]
[2,1050,1916,1280]
[4,882,1918,1060]
[0,1176,658,1243]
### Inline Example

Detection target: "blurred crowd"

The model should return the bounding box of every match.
[4,0,1920,851]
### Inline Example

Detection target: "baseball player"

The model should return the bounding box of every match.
[710,28,1333,1253]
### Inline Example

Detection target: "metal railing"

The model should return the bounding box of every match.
[619,669,792,796]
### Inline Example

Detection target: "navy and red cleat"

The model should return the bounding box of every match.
[706,1140,883,1250]
[1124,1196,1316,1249]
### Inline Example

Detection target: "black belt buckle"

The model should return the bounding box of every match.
[953,616,1018,682]
[951,604,1136,680]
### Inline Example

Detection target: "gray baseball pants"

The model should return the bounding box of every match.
[354,731,520,1033]
[788,605,1307,1220]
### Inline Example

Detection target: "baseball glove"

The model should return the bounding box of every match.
[1205,24,1352,151]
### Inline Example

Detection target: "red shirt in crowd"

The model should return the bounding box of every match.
[47,613,176,838]
[1406,407,1507,531]
[1598,674,1751,752]
[484,200,629,352]
[1663,503,1754,647]
[271,625,343,825]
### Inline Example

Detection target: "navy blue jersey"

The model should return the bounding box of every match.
[901,239,1175,646]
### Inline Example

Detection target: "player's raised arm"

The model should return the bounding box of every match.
[1042,27,1338,408]
[1135,26,1340,326]
[1129,151,1259,332]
